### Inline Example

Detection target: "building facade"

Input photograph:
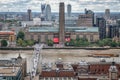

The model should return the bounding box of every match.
[96,18,106,40]
[77,14,93,27]
[24,27,99,43]
[40,59,76,80]
[0,54,27,80]
[77,9,94,27]
[67,4,71,17]
[45,4,51,21]
[39,59,120,80]
[0,31,16,42]
[27,9,32,21]
[108,25,119,38]
[105,9,110,20]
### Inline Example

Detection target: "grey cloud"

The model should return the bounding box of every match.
[0,0,120,12]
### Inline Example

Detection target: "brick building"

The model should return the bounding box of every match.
[40,59,76,80]
[0,31,16,42]
[72,60,119,80]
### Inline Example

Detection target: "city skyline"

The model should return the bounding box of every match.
[0,0,120,12]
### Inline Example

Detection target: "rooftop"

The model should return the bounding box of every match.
[0,31,15,35]
[0,67,20,76]
[29,27,98,33]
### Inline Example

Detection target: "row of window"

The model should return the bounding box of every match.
[29,34,94,42]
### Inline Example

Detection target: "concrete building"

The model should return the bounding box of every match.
[0,67,22,80]
[96,17,106,40]
[27,9,32,21]
[77,9,94,27]
[108,25,119,41]
[65,16,78,27]
[0,54,27,80]
[105,9,110,20]
[67,4,71,17]
[33,18,41,26]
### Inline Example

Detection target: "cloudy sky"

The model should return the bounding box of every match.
[0,0,120,12]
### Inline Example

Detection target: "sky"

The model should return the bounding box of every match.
[0,0,120,12]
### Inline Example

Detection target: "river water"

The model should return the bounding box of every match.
[0,49,120,73]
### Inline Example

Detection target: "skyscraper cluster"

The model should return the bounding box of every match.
[41,4,51,21]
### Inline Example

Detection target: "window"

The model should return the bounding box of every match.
[90,35,93,41]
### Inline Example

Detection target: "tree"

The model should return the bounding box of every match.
[47,40,53,46]
[98,38,112,47]
[69,39,75,46]
[17,38,23,46]
[118,42,120,47]
[17,31,25,40]
[110,41,117,47]
[74,38,89,47]
[26,40,34,46]
[98,40,104,47]
[1,40,8,47]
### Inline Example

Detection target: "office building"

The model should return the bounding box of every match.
[67,4,71,17]
[105,9,110,20]
[77,9,94,27]
[65,16,78,27]
[108,25,119,41]
[41,4,46,14]
[96,17,106,40]
[27,9,32,21]
[45,4,51,21]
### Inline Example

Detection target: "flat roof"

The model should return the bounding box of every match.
[0,31,15,35]
[29,27,98,33]
[0,67,20,77]
[42,62,73,71]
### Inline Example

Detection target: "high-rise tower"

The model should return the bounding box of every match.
[59,2,65,45]
[41,4,46,14]
[27,9,32,21]
[45,4,51,21]
[67,4,71,17]
[105,9,110,20]
[96,18,106,40]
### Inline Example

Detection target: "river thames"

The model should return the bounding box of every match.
[0,49,120,73]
